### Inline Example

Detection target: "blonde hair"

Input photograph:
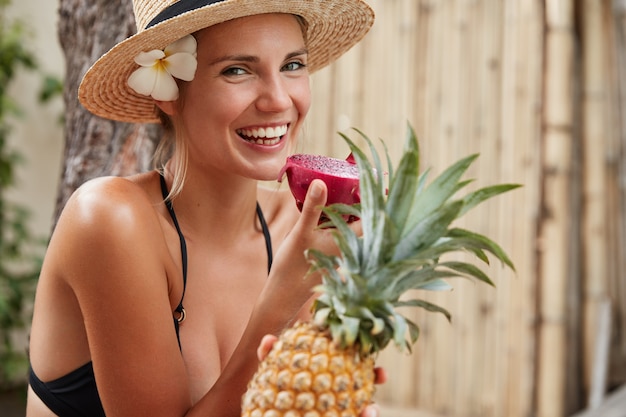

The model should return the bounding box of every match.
[154,108,188,202]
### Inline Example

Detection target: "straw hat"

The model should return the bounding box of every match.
[78,0,375,123]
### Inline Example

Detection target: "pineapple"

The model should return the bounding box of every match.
[241,125,519,417]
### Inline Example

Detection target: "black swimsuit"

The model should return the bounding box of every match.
[29,176,273,416]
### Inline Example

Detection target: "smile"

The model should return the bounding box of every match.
[236,124,288,145]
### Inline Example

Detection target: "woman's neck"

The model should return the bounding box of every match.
[162,165,261,241]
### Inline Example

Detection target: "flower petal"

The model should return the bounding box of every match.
[128,35,197,100]
[134,49,165,66]
[151,71,179,101]
[165,52,197,81]
[128,66,157,96]
[165,35,197,55]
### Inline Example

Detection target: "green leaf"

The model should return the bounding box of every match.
[393,200,463,261]
[405,154,479,234]
[397,299,452,322]
[446,228,515,270]
[438,260,495,286]
[392,313,409,348]
[386,142,419,234]
[418,279,453,291]
[321,208,360,270]
[459,183,522,217]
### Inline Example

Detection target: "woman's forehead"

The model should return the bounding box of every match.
[195,13,306,45]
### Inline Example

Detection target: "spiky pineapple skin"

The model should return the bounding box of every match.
[241,321,376,417]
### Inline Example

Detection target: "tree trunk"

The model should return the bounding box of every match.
[55,0,161,224]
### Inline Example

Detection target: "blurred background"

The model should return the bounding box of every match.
[2,0,625,416]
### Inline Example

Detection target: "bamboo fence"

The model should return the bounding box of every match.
[297,1,626,416]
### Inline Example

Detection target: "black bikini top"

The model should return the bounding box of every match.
[27,175,274,417]
[158,175,273,346]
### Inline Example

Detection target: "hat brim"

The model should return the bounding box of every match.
[78,0,375,123]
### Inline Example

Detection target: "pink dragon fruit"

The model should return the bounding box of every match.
[278,153,360,221]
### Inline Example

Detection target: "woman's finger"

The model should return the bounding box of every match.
[362,403,380,417]
[374,367,388,384]
[297,179,327,228]
[257,334,278,361]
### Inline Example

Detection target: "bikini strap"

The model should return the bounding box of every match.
[256,202,273,273]
[159,175,187,349]
[158,174,274,348]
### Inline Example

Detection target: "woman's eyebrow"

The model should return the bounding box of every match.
[209,54,259,66]
[210,48,309,66]
[286,48,309,60]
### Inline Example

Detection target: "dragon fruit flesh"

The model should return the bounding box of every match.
[278,153,360,219]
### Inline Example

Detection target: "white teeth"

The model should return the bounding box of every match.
[237,125,288,142]
[254,137,280,145]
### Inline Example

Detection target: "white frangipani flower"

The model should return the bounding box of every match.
[128,35,198,101]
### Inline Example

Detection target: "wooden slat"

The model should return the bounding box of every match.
[580,1,611,408]
[536,1,577,417]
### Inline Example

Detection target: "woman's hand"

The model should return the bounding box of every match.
[257,180,335,321]
[257,335,387,417]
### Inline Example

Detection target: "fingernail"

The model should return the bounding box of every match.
[309,181,322,198]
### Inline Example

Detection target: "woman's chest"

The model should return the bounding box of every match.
[174,247,269,400]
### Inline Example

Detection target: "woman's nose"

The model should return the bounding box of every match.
[255,75,292,113]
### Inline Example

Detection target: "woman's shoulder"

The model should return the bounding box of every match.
[63,175,157,224]
[54,173,165,249]
[48,173,173,283]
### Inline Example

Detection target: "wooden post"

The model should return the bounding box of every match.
[580,0,612,408]
[610,0,626,388]
[537,1,577,416]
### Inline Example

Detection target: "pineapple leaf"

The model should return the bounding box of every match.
[406,318,420,350]
[391,312,409,348]
[373,264,438,296]
[438,260,496,286]
[381,135,395,188]
[446,228,515,270]
[358,328,375,355]
[397,299,452,322]
[386,137,419,234]
[322,202,361,220]
[418,278,454,291]
[352,128,386,193]
[392,200,464,261]
[306,249,340,275]
[459,183,523,217]
[338,315,360,347]
[321,208,361,270]
[404,154,478,235]
[357,307,386,335]
[412,237,490,265]
[339,133,388,272]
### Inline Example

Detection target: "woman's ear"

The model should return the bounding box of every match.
[154,99,177,116]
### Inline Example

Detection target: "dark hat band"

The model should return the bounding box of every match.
[146,0,225,28]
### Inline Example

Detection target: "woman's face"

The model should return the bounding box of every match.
[170,13,311,181]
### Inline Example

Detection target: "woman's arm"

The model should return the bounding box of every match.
[58,177,194,416]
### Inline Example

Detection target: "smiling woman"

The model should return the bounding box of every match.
[26,1,379,417]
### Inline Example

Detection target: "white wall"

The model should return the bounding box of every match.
[6,0,64,236]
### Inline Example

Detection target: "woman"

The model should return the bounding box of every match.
[26,0,384,416]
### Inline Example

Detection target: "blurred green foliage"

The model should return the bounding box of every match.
[0,0,60,387]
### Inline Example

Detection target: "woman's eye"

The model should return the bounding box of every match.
[222,67,248,76]
[282,61,306,72]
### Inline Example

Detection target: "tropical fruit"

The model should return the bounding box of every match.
[242,125,519,417]
[279,153,360,223]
